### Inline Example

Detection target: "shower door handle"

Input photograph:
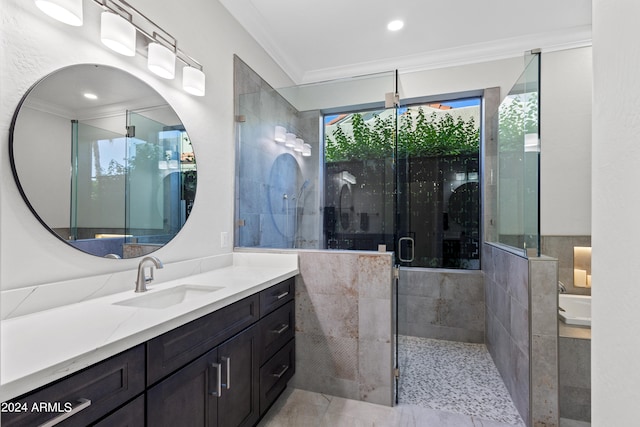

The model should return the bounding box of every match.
[398,237,415,263]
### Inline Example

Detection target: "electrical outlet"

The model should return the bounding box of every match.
[220,232,229,248]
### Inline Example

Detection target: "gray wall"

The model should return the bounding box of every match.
[483,242,559,427]
[559,335,591,423]
[398,268,484,343]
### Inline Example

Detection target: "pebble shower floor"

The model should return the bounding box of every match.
[397,335,525,426]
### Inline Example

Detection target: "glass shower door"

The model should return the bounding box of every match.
[394,97,482,269]
[125,111,187,249]
[70,121,127,244]
[393,78,483,405]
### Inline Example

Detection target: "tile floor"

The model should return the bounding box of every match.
[257,388,524,427]
[397,336,524,425]
[259,337,526,427]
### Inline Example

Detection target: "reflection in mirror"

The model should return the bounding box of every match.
[10,64,197,258]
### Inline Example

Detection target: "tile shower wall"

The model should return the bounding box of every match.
[398,268,485,343]
[484,243,530,425]
[292,250,394,406]
[529,256,559,427]
[483,243,559,427]
[559,335,591,423]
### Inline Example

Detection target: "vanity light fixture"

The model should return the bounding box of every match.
[341,171,357,185]
[524,133,540,152]
[147,42,176,79]
[182,66,206,96]
[100,11,136,56]
[274,126,287,143]
[285,133,297,148]
[35,0,208,95]
[273,128,311,158]
[34,0,83,26]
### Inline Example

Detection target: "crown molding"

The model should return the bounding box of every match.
[219,0,591,86]
[220,0,304,84]
[299,25,592,84]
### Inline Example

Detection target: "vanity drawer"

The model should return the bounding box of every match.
[260,277,294,316]
[259,339,295,415]
[259,300,295,364]
[147,294,259,386]
[93,394,144,427]
[1,345,145,427]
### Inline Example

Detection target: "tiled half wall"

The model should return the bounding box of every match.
[291,250,394,406]
[483,243,559,427]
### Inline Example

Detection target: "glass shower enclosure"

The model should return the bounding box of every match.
[69,110,196,258]
[496,52,541,256]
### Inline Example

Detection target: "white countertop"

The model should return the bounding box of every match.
[0,252,298,402]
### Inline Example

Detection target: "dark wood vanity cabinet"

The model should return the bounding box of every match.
[1,277,295,427]
[147,325,259,427]
[146,294,260,387]
[146,278,295,426]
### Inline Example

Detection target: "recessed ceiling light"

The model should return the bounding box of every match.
[83,93,98,100]
[387,20,404,31]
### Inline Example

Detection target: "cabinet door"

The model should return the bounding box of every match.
[147,348,218,427]
[147,294,259,386]
[217,325,259,427]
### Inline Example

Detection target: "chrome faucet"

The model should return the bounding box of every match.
[558,281,567,293]
[135,256,164,293]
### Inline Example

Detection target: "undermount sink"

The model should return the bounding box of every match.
[114,285,224,309]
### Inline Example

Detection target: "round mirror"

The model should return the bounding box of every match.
[10,64,197,259]
[267,153,303,240]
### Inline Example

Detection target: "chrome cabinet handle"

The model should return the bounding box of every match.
[270,323,289,334]
[209,362,222,397]
[271,365,289,379]
[38,398,91,427]
[275,291,289,300]
[221,356,231,390]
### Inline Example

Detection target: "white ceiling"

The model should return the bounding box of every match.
[219,0,592,84]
